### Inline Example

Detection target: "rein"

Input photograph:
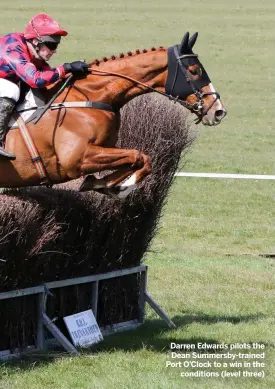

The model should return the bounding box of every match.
[88,68,196,112]
[33,74,74,124]
[87,52,219,124]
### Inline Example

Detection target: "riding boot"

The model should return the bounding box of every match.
[0,97,16,160]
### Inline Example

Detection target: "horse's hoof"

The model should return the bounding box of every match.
[79,175,96,192]
[97,185,133,199]
[117,184,137,198]
[116,173,137,198]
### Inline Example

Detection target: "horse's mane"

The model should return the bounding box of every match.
[90,46,166,66]
[47,47,166,96]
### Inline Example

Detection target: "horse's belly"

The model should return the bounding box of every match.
[0,158,40,188]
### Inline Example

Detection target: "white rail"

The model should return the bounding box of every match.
[175,172,275,180]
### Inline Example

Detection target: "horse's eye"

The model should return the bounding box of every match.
[189,67,202,77]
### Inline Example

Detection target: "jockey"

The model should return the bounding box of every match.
[0,13,89,160]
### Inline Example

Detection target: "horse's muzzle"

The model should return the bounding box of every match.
[202,107,227,126]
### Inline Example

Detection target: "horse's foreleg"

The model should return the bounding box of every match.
[79,145,151,197]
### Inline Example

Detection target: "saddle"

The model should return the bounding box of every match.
[9,86,46,129]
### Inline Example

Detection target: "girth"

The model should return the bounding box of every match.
[17,100,116,126]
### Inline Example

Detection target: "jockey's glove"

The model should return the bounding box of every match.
[63,61,89,75]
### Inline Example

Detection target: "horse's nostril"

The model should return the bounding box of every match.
[215,109,226,120]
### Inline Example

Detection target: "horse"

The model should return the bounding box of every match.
[0,32,226,198]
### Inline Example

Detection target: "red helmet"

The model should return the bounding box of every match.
[24,13,68,40]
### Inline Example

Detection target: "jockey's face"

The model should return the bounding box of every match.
[32,38,58,61]
[38,43,57,61]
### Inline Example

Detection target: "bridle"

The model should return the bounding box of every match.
[87,46,220,124]
[170,46,220,123]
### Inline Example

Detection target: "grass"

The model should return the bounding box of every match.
[0,0,275,388]
[156,178,275,256]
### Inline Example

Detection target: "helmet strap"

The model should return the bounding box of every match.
[30,19,43,43]
[28,40,45,61]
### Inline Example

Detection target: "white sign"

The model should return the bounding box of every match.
[64,309,103,348]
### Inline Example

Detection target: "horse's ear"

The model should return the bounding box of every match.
[188,32,198,50]
[179,32,189,53]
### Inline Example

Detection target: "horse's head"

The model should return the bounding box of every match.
[165,32,227,126]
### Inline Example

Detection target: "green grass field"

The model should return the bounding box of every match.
[0,1,275,388]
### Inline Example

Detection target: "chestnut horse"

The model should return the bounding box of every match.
[0,32,226,197]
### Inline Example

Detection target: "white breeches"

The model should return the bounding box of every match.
[0,79,20,102]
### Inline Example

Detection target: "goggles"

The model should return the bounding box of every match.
[43,41,59,50]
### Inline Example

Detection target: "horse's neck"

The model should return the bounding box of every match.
[78,49,168,107]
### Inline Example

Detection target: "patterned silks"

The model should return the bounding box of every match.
[0,32,65,88]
